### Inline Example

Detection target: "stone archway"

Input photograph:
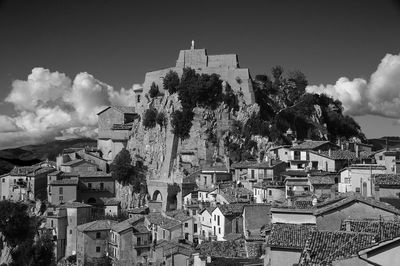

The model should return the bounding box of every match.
[152,190,163,201]
[87,197,97,204]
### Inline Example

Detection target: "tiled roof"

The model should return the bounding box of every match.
[156,240,194,257]
[77,220,117,232]
[267,223,316,249]
[341,164,386,171]
[299,231,375,265]
[315,194,400,216]
[217,203,245,216]
[77,171,112,178]
[26,167,56,176]
[97,105,136,115]
[101,198,120,206]
[308,176,335,185]
[111,215,144,233]
[60,159,86,166]
[127,206,149,214]
[246,242,263,258]
[50,179,79,186]
[231,160,284,169]
[223,233,244,241]
[340,219,400,241]
[146,212,181,230]
[165,210,191,222]
[202,165,229,172]
[291,141,335,151]
[132,221,150,234]
[10,165,40,176]
[112,122,133,130]
[373,174,400,186]
[197,239,247,258]
[380,197,400,210]
[309,150,357,160]
[219,187,252,204]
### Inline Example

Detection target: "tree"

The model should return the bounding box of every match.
[171,110,193,140]
[110,149,146,191]
[156,112,166,128]
[149,82,159,98]
[0,201,33,248]
[163,70,180,94]
[30,232,55,266]
[142,108,157,128]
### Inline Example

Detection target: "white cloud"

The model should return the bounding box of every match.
[0,67,140,149]
[306,53,400,118]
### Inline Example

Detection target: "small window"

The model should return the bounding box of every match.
[100,183,104,190]
[51,220,54,227]
[59,187,63,194]
[96,246,100,253]
[379,156,383,160]
[163,230,166,239]
[137,237,141,246]
[70,229,72,234]
[88,183,92,189]
[218,227,221,234]
[59,196,63,201]
[184,223,188,228]
[269,190,272,196]
[217,216,220,226]
[304,187,309,191]
[137,94,141,103]
[2,178,4,183]
[285,151,288,155]
[194,224,197,233]
[96,232,101,239]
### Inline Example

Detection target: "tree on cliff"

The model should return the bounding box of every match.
[110,148,146,192]
[163,70,180,94]
[143,108,157,129]
[149,82,159,98]
[171,110,193,140]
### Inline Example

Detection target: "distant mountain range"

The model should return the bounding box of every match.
[0,138,97,175]
[366,136,400,151]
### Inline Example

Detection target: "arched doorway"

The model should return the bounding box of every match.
[152,190,163,201]
[87,197,97,204]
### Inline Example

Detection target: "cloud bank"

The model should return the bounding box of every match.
[0,67,140,149]
[306,53,400,119]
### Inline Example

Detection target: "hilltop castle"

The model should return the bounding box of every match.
[97,43,256,211]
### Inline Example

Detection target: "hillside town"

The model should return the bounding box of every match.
[1,45,400,266]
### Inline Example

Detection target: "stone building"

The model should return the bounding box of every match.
[76,220,117,266]
[97,106,138,162]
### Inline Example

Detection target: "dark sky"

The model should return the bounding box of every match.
[0,0,400,138]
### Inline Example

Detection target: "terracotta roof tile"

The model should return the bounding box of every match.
[291,141,335,151]
[217,203,245,216]
[299,231,375,265]
[197,239,247,258]
[267,223,316,249]
[308,176,335,185]
[111,215,144,233]
[146,212,181,230]
[77,220,117,232]
[50,179,79,186]
[340,219,400,241]
[373,174,400,186]
[309,150,357,160]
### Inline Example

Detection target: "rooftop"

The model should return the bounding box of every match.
[111,215,144,233]
[340,218,400,241]
[202,165,229,172]
[165,210,191,222]
[197,239,247,258]
[77,220,117,232]
[267,223,316,249]
[50,179,79,186]
[315,194,400,216]
[373,174,400,187]
[217,203,245,216]
[309,149,357,160]
[231,160,284,169]
[59,201,92,208]
[291,140,335,151]
[243,204,271,238]
[298,231,375,265]
[97,105,136,115]
[146,212,181,230]
[308,176,335,185]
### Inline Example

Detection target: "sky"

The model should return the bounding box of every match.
[0,0,399,149]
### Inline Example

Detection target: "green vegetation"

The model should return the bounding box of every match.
[163,70,180,94]
[142,108,157,129]
[252,66,364,143]
[156,111,166,128]
[0,201,55,266]
[110,148,146,192]
[149,82,159,98]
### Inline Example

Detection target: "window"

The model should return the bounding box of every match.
[96,246,100,253]
[185,233,189,240]
[2,178,4,183]
[96,232,101,239]
[59,187,63,194]
[218,228,221,234]
[100,183,104,190]
[184,223,188,228]
[269,190,272,196]
[2,196,5,200]
[163,230,165,239]
[214,215,216,221]
[192,210,196,215]
[379,156,383,160]
[137,94,141,103]
[59,196,63,202]
[88,183,92,189]
[51,220,54,227]
[213,226,216,235]
[137,237,141,246]
[217,216,220,226]
[251,170,255,179]
[70,230,72,234]
[304,187,309,191]
[285,151,288,155]
[194,224,197,233]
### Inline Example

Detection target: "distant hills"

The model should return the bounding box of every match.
[366,136,400,151]
[0,138,97,175]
